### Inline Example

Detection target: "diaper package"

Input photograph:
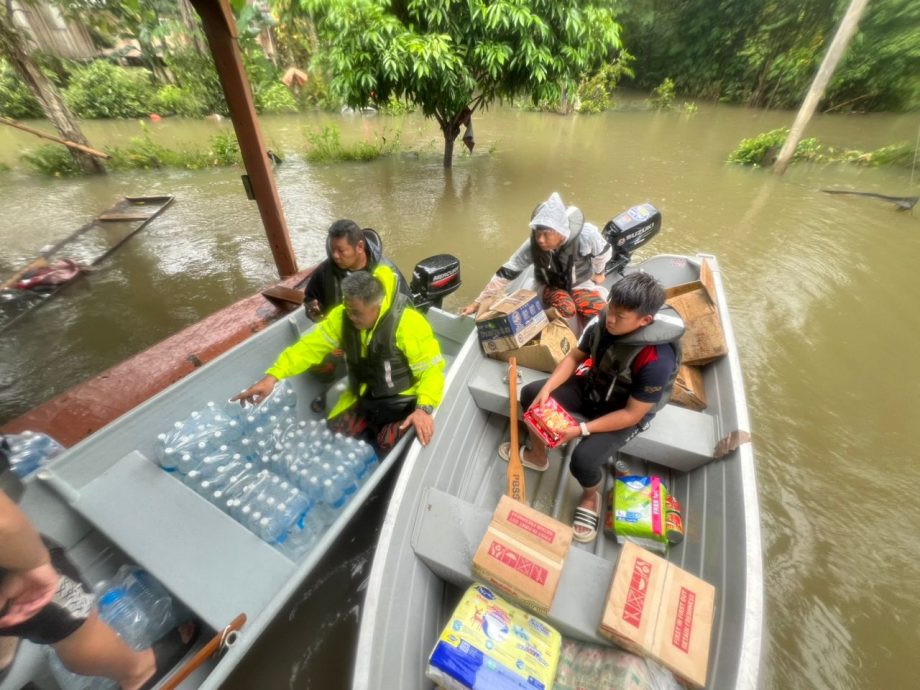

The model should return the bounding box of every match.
[427,584,561,690]
[605,476,669,553]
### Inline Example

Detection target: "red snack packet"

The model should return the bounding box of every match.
[523,397,577,449]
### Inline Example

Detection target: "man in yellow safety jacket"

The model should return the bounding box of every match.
[234,269,444,454]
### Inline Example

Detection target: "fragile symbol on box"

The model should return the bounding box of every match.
[623,557,652,628]
[487,540,548,585]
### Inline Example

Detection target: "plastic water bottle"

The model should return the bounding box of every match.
[98,587,150,650]
[116,566,176,641]
[334,464,358,496]
[354,439,378,473]
[279,506,326,559]
[321,477,346,513]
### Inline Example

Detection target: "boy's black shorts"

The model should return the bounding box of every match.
[0,538,95,645]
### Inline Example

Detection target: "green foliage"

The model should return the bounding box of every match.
[378,96,417,116]
[164,49,229,116]
[0,161,11,172]
[106,127,242,170]
[255,82,299,114]
[649,78,676,110]
[617,0,920,112]
[20,145,83,176]
[63,61,152,119]
[302,0,624,164]
[0,60,43,119]
[576,56,635,114]
[728,128,822,166]
[304,124,399,162]
[153,84,205,117]
[681,102,699,115]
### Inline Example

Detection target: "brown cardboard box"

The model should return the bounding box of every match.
[600,542,715,689]
[487,320,578,373]
[670,364,707,411]
[476,290,549,354]
[666,259,728,366]
[472,495,573,616]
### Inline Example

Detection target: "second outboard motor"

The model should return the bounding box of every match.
[410,254,461,313]
[603,203,662,275]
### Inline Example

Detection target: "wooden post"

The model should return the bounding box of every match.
[190,0,298,278]
[773,0,870,175]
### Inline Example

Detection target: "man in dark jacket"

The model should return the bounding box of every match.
[302,220,410,411]
[303,219,409,322]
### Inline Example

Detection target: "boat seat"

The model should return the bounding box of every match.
[39,451,295,631]
[468,357,718,472]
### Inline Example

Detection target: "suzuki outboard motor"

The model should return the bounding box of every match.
[603,203,662,275]
[410,254,461,313]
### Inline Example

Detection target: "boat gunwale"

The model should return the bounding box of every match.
[352,253,764,690]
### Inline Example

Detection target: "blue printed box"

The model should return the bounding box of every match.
[475,289,548,353]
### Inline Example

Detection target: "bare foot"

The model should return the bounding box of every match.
[521,447,549,470]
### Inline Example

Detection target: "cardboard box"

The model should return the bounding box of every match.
[472,495,573,616]
[670,364,707,411]
[600,543,715,689]
[487,319,578,373]
[476,289,548,354]
[665,259,727,366]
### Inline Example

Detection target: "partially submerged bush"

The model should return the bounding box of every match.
[304,125,399,162]
[21,145,82,176]
[255,82,298,114]
[649,77,676,110]
[153,84,206,117]
[576,57,635,114]
[64,61,152,119]
[107,127,242,170]
[728,128,822,166]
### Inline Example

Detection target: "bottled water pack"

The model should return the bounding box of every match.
[153,380,379,560]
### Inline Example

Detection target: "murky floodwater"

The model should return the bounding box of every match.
[2,101,920,689]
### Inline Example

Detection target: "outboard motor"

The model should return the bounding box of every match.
[410,254,462,313]
[603,203,662,275]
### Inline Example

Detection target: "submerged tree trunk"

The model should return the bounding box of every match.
[0,11,105,174]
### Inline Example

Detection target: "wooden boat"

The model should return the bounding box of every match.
[352,254,763,689]
[0,195,174,333]
[4,303,475,690]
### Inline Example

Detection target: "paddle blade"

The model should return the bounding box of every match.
[507,357,525,502]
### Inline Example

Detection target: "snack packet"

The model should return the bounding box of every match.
[523,397,576,449]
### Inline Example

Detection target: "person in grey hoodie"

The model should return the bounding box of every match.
[460,192,612,329]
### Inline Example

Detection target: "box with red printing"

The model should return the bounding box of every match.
[523,397,576,449]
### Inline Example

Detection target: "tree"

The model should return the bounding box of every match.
[301,0,624,167]
[0,2,105,174]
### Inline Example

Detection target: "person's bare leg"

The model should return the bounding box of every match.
[573,483,602,540]
[0,636,19,670]
[51,612,155,690]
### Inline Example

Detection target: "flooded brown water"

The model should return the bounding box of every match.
[2,101,920,689]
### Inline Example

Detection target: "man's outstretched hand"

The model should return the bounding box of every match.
[231,375,278,407]
[400,408,434,446]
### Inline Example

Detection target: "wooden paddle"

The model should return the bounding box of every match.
[507,357,525,502]
[159,613,247,690]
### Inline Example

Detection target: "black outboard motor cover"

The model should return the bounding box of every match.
[603,203,662,275]
[410,254,461,312]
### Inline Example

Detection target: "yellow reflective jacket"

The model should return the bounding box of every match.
[266,265,445,419]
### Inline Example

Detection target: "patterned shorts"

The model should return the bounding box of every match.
[542,287,606,320]
[327,409,407,455]
[0,539,95,645]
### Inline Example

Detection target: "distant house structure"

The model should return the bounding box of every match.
[8,0,97,60]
